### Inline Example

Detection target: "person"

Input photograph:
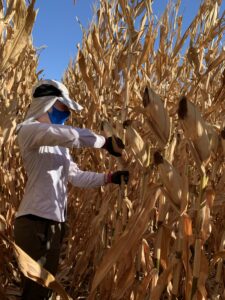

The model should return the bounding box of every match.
[14,79,129,300]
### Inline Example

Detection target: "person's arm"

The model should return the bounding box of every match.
[18,122,105,150]
[68,160,130,188]
[68,160,107,188]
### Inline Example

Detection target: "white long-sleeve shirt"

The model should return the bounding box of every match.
[16,121,106,222]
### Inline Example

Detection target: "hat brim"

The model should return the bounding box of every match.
[58,96,83,112]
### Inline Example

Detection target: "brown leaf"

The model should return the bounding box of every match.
[13,242,70,300]
[150,259,178,300]
[212,251,225,264]
[89,187,161,297]
[0,0,37,72]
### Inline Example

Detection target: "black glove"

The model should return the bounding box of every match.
[102,135,125,157]
[110,171,129,185]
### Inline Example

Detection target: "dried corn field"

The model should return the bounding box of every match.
[1,0,225,299]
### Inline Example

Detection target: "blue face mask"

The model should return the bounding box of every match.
[48,106,70,124]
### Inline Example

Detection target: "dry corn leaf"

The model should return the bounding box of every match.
[212,251,225,264]
[150,259,178,300]
[0,0,37,72]
[173,11,200,58]
[91,25,108,71]
[138,22,154,67]
[118,0,134,33]
[89,186,161,297]
[112,250,136,299]
[197,250,208,299]
[85,33,103,77]
[134,0,146,18]
[3,231,70,300]
[0,0,16,29]
[187,41,201,75]
[13,242,70,300]
[204,50,225,76]
[77,50,98,102]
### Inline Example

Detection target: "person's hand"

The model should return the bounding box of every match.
[107,171,129,185]
[102,135,125,157]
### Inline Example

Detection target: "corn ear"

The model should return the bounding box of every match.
[123,119,150,168]
[143,87,171,147]
[154,151,182,206]
[178,96,211,162]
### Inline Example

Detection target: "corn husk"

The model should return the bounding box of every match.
[123,119,150,168]
[154,151,182,206]
[178,96,211,162]
[143,86,171,147]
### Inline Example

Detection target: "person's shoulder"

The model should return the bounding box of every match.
[17,121,50,150]
[17,121,44,141]
[18,120,38,132]
[21,121,52,130]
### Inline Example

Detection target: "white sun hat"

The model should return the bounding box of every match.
[32,79,83,112]
[16,79,83,132]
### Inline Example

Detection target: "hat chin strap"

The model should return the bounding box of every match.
[48,106,70,124]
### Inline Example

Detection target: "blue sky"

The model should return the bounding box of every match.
[33,0,95,80]
[32,0,225,81]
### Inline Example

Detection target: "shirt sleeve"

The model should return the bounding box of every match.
[18,122,106,150]
[68,160,106,188]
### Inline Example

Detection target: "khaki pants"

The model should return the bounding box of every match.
[14,215,65,300]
